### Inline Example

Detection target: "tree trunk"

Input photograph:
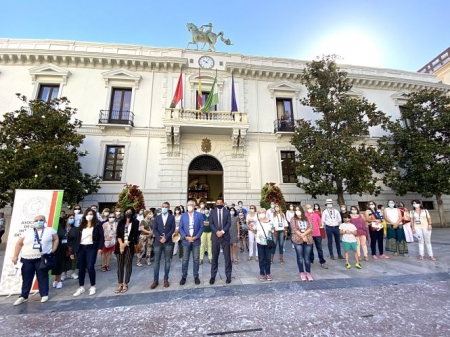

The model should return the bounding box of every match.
[336,178,345,206]
[435,193,447,228]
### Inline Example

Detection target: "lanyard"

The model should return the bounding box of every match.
[328,210,334,219]
[34,228,45,252]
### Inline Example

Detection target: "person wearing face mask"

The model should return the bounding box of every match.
[179,200,204,285]
[305,204,328,269]
[99,208,110,224]
[265,200,277,221]
[313,204,326,239]
[340,205,349,223]
[209,197,232,285]
[286,204,295,242]
[365,201,389,260]
[90,205,101,221]
[409,200,436,261]
[101,212,117,271]
[52,215,77,289]
[384,200,408,257]
[114,207,122,222]
[349,206,369,262]
[136,209,145,222]
[200,208,213,264]
[321,199,344,260]
[291,206,314,281]
[12,215,58,305]
[151,202,176,289]
[70,209,105,297]
[397,202,414,243]
[137,210,154,266]
[197,202,206,214]
[238,212,248,253]
[229,207,240,264]
[171,206,183,259]
[72,205,83,227]
[246,205,259,261]
[113,207,140,293]
[237,201,248,215]
[271,203,288,264]
[253,208,275,281]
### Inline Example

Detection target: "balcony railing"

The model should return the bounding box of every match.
[164,108,247,124]
[274,118,295,133]
[99,110,134,127]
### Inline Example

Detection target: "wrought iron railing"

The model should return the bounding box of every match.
[99,110,134,127]
[274,118,295,133]
[164,108,247,124]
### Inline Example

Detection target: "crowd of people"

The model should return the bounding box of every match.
[10,197,436,305]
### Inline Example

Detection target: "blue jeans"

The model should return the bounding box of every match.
[270,230,285,255]
[77,244,97,287]
[181,244,200,279]
[153,244,172,281]
[294,243,313,273]
[310,236,326,264]
[326,225,342,257]
[257,243,271,276]
[20,258,49,298]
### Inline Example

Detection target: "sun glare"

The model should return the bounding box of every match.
[308,30,382,68]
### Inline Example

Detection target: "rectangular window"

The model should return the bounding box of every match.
[358,202,368,212]
[281,151,297,183]
[103,145,125,181]
[196,91,217,111]
[109,88,132,122]
[422,201,434,210]
[275,98,294,132]
[38,84,59,102]
[399,106,411,128]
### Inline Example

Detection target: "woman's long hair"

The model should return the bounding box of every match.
[293,206,307,221]
[79,209,99,231]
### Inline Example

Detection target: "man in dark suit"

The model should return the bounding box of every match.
[209,197,232,284]
[179,200,204,285]
[151,202,176,289]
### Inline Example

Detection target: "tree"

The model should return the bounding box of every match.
[0,95,101,208]
[116,183,146,212]
[260,182,287,212]
[376,89,450,227]
[291,55,389,205]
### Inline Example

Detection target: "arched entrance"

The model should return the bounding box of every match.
[187,155,223,206]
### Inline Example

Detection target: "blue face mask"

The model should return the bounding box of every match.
[161,208,168,214]
[327,204,333,208]
[388,203,395,208]
[68,219,75,225]
[34,220,45,228]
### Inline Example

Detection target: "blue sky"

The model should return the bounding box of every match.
[0,0,448,71]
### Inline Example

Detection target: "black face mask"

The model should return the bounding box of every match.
[125,213,133,219]
[216,205,224,209]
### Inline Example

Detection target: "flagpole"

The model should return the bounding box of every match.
[180,67,184,110]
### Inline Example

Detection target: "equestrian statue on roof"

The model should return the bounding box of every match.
[186,23,233,52]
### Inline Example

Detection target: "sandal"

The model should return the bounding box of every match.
[101,266,107,272]
[419,255,424,260]
[430,256,436,261]
[115,286,123,293]
[106,266,111,271]
[121,285,128,293]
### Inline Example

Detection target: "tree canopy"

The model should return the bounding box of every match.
[376,89,450,227]
[291,55,389,205]
[0,95,101,208]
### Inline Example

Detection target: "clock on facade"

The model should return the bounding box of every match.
[198,56,215,69]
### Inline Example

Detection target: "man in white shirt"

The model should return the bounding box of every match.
[321,199,344,260]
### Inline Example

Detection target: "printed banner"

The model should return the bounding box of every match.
[0,189,63,296]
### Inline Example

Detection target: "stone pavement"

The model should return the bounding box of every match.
[0,229,449,336]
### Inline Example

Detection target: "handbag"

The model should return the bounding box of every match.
[104,237,116,248]
[40,253,56,270]
[258,219,276,249]
[134,241,143,254]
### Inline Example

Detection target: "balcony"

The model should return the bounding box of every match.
[274,118,295,133]
[98,110,134,127]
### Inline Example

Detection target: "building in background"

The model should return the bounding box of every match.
[0,39,449,213]
[418,47,450,84]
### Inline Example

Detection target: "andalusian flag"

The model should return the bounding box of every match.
[197,70,203,110]
[202,71,218,112]
[170,71,183,108]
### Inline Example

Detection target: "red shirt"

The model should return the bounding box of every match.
[305,212,321,237]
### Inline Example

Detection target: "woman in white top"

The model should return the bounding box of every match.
[12,215,58,305]
[251,208,275,281]
[285,204,295,243]
[270,203,288,264]
[384,200,408,257]
[101,213,117,271]
[246,205,258,261]
[410,200,436,261]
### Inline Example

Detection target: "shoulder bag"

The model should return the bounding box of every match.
[258,219,276,249]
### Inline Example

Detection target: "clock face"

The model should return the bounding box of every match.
[198,56,215,69]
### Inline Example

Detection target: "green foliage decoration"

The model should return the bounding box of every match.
[260,182,287,212]
[116,183,145,212]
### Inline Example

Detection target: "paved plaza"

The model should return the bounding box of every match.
[0,229,449,336]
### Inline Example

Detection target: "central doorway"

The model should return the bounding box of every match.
[187,155,223,207]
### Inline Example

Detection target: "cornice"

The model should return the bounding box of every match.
[78,126,166,137]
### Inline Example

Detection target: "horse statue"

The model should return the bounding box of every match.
[186,23,232,52]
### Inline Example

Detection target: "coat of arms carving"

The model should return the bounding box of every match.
[201,138,211,153]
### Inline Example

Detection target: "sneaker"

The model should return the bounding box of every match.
[321,263,329,269]
[346,263,351,269]
[259,275,266,282]
[73,287,85,297]
[330,256,335,260]
[89,286,96,296]
[71,273,79,280]
[372,255,378,260]
[13,297,27,306]
[136,262,143,267]
[52,281,57,288]
[306,273,313,282]
[300,272,307,281]
[40,296,49,303]
[266,274,272,281]
[56,282,63,289]
[380,254,390,259]
[61,273,66,281]
[355,263,362,269]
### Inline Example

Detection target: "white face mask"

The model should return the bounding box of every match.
[108,217,115,223]
[295,211,301,216]
[86,215,93,221]
[275,207,280,211]
[412,203,420,208]
[115,211,121,216]
[230,211,235,215]
[341,207,346,211]
[200,204,205,209]
[139,211,144,215]
[307,209,313,213]
[74,210,80,214]
[258,214,265,219]
[104,212,110,217]
[187,206,194,212]
[289,206,294,210]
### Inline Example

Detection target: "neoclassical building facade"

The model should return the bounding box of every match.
[0,38,449,212]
